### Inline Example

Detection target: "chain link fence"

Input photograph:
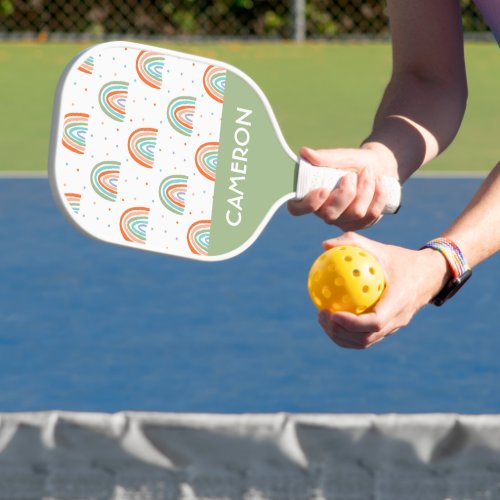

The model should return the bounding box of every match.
[0,0,491,40]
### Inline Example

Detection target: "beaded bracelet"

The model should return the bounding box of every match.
[421,237,472,306]
[421,238,470,278]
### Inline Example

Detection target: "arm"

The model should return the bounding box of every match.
[289,0,467,229]
[364,0,468,181]
[318,163,500,349]
[441,164,500,267]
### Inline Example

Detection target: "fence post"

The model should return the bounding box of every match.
[293,0,306,42]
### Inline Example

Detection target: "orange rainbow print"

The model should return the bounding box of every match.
[62,113,89,154]
[120,207,150,244]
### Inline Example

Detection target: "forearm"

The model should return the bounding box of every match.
[412,163,500,308]
[441,162,500,267]
[361,0,467,183]
[363,73,467,182]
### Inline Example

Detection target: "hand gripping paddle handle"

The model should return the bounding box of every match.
[295,158,402,214]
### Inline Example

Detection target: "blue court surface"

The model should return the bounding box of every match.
[0,176,498,413]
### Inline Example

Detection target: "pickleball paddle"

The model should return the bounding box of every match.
[49,41,401,261]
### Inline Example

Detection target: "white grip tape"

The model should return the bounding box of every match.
[295,159,401,214]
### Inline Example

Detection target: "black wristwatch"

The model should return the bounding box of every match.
[421,238,472,307]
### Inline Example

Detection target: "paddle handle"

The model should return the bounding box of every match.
[295,159,401,214]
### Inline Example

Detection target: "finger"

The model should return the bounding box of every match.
[288,188,330,216]
[349,167,376,219]
[330,311,385,335]
[317,172,357,223]
[338,174,394,231]
[319,309,394,349]
[331,316,392,349]
[331,336,365,349]
[332,298,402,340]
[322,325,366,349]
[363,176,387,223]
[330,168,377,230]
[319,311,374,349]
[339,217,382,233]
[327,326,383,349]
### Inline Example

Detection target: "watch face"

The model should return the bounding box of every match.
[432,269,472,306]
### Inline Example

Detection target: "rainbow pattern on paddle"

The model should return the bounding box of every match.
[128,128,158,168]
[195,142,219,182]
[159,175,188,215]
[78,56,94,75]
[120,207,150,244]
[187,220,211,256]
[90,161,120,202]
[64,193,81,214]
[62,113,89,154]
[136,50,165,89]
[203,66,226,104]
[167,96,196,137]
[99,81,129,122]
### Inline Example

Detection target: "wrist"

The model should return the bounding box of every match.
[420,238,472,306]
[418,248,452,302]
[360,141,399,179]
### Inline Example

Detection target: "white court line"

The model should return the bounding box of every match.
[0,170,489,179]
[414,170,487,178]
[0,171,48,178]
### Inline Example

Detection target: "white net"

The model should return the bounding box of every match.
[1,412,500,499]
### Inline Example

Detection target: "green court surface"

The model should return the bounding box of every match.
[0,41,497,173]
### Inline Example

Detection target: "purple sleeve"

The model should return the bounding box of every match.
[473,0,500,44]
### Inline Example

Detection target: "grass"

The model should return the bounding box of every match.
[0,40,497,172]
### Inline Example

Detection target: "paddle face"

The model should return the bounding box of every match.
[49,41,297,261]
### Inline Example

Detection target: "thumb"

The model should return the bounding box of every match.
[322,231,370,250]
[300,147,368,171]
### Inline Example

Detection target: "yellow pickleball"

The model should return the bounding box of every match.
[308,245,385,314]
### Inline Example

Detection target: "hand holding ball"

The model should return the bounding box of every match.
[308,245,385,314]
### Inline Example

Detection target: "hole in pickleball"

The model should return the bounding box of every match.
[313,271,321,282]
[322,286,332,299]
[359,251,367,257]
[334,277,344,287]
[313,294,322,307]
[369,267,375,275]
[352,269,360,277]
[362,285,369,293]
[344,256,352,262]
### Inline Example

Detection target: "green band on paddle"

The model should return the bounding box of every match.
[209,71,296,258]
